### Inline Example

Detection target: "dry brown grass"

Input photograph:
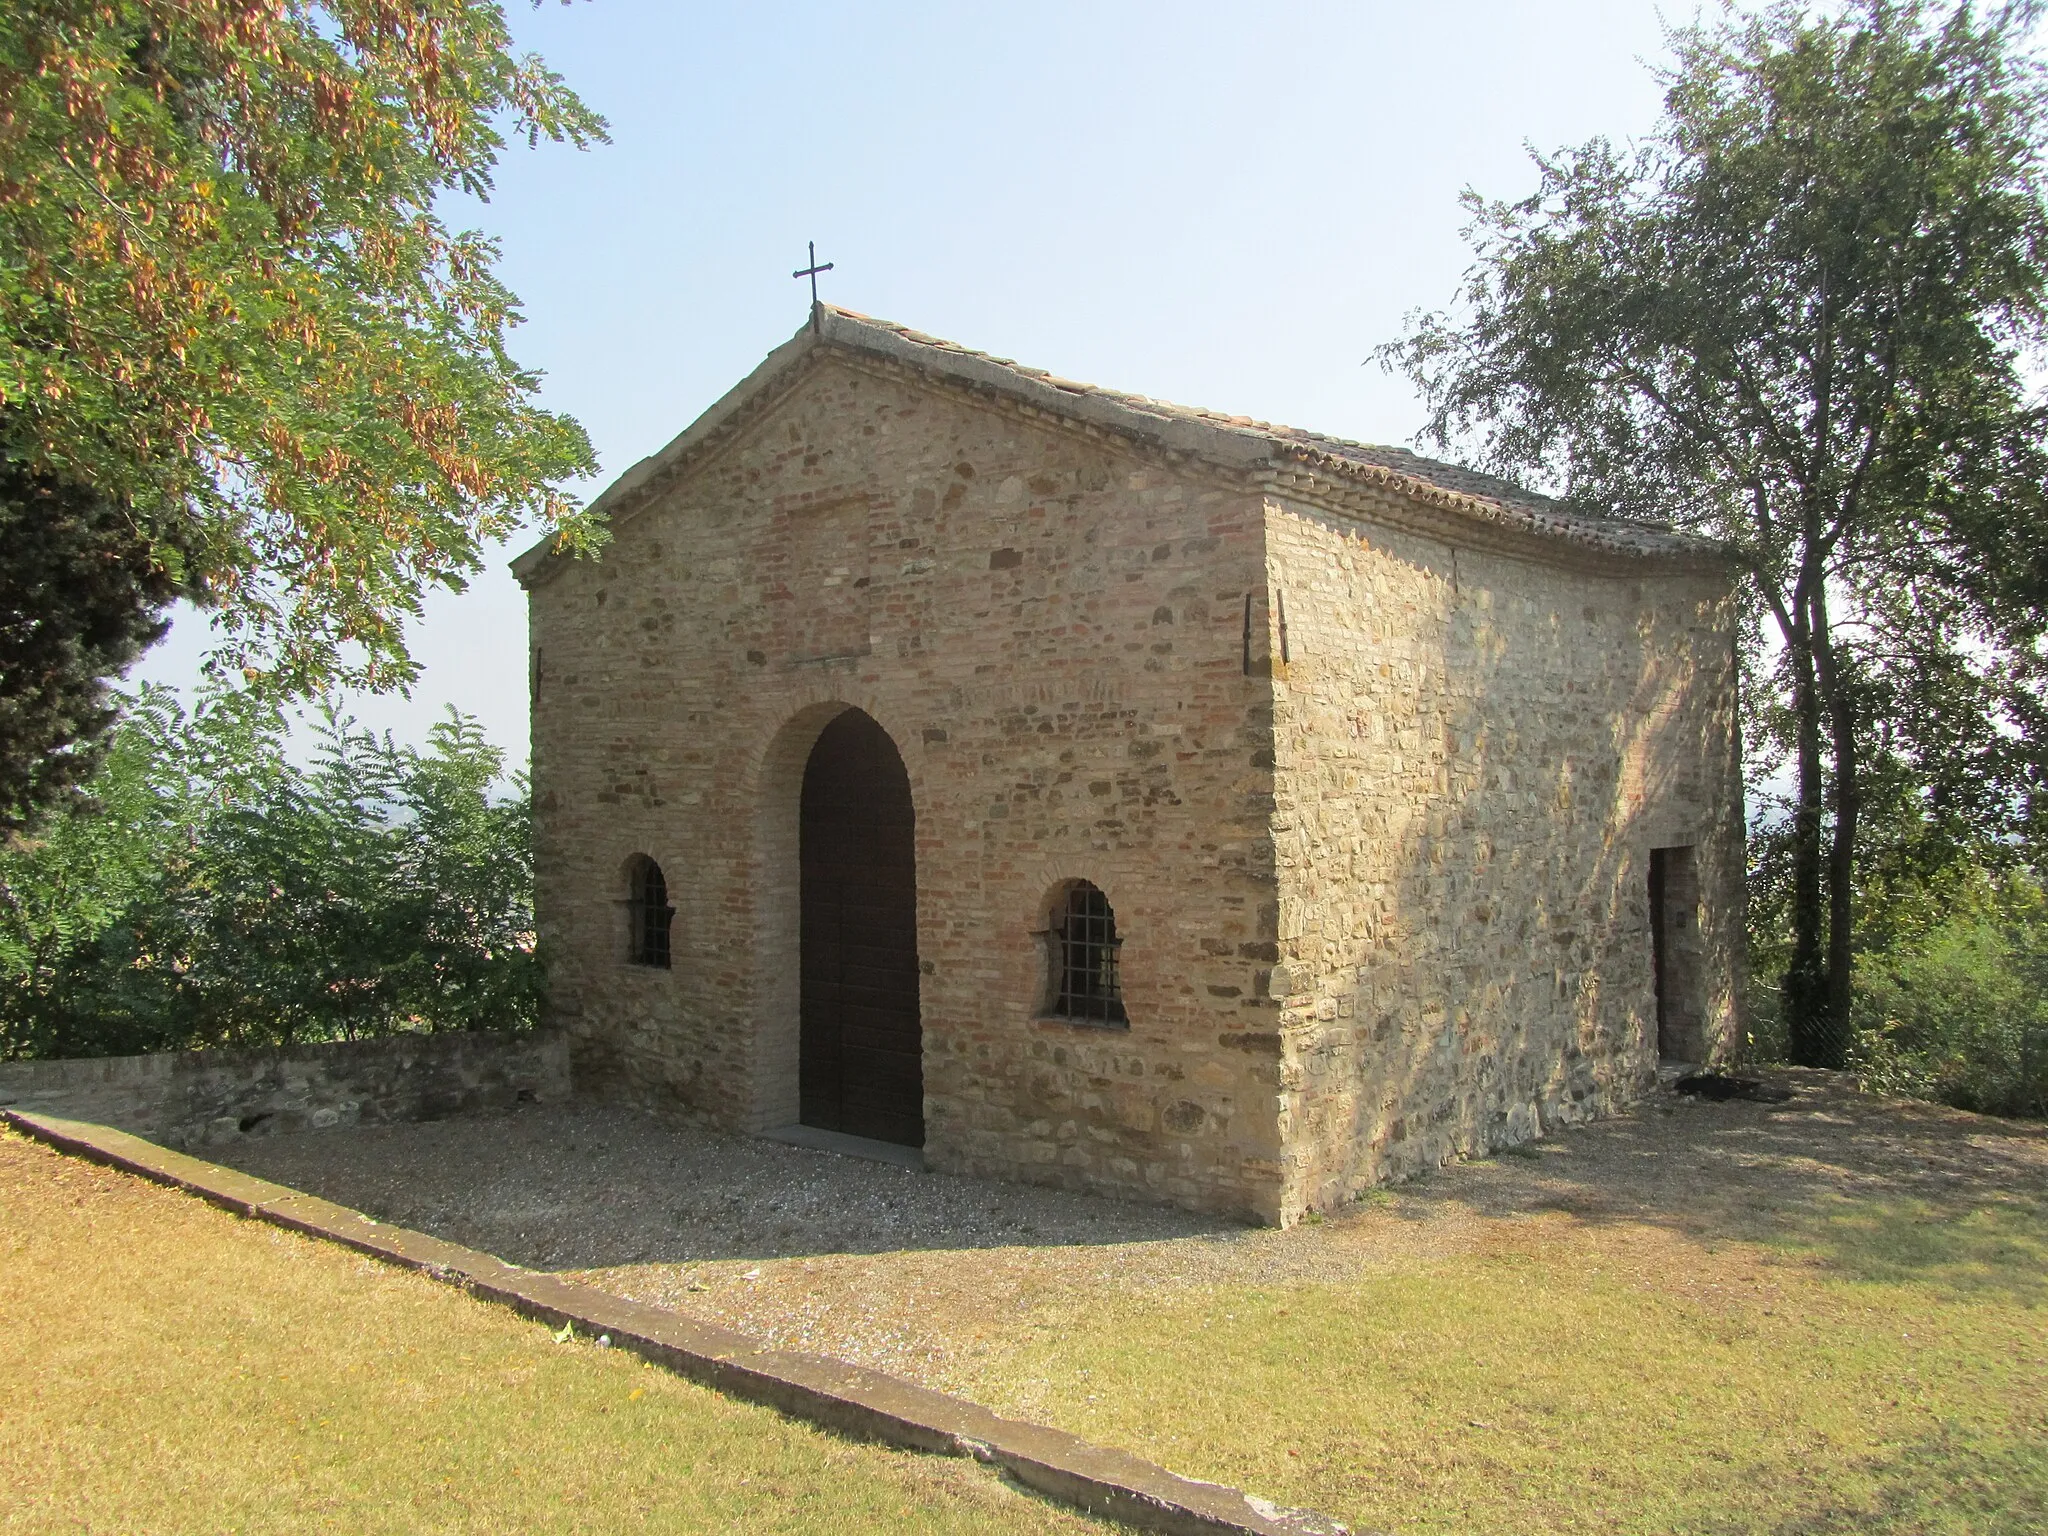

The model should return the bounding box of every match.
[0,1127,1104,1535]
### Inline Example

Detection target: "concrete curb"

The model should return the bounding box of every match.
[5,1109,1355,1536]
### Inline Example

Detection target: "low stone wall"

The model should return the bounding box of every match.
[0,1030,570,1150]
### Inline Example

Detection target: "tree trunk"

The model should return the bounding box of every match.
[1813,583,1855,1067]
[1783,627,1831,1067]
[1824,702,1857,1057]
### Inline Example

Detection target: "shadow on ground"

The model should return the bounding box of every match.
[210,1070,2048,1304]
[211,1102,1238,1268]
[1408,1068,2048,1306]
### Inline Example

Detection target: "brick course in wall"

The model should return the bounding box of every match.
[520,309,1743,1225]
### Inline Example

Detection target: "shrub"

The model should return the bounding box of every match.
[0,686,537,1060]
[1847,872,2048,1120]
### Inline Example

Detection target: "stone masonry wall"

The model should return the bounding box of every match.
[1262,495,1744,1219]
[528,355,1289,1220]
[0,1030,570,1151]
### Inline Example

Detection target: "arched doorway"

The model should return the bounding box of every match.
[799,709,924,1146]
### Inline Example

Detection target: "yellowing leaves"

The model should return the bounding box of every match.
[0,0,606,695]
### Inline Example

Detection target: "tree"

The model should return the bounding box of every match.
[0,1,608,828]
[0,454,195,833]
[1378,0,2048,1066]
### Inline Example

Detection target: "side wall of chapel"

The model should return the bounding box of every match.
[526,357,1292,1221]
[1261,495,1745,1219]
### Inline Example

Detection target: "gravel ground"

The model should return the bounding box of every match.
[213,1071,2048,1390]
[214,1104,1229,1269]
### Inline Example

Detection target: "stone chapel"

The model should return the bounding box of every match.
[514,306,1745,1226]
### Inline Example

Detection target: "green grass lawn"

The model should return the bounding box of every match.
[940,1097,2048,1536]
[974,1212,2047,1534]
[0,1127,1102,1535]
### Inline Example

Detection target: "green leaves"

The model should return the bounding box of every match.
[0,454,192,834]
[0,2,610,698]
[1849,863,2048,1118]
[0,683,538,1059]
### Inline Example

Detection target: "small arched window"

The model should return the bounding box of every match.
[626,856,673,969]
[1051,881,1126,1025]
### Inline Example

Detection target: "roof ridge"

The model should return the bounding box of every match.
[513,309,1722,584]
[813,307,1703,560]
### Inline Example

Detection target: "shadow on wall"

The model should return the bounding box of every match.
[1276,508,1740,1211]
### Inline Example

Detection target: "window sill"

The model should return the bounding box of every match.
[1031,1013,1129,1032]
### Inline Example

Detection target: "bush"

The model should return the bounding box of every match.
[1744,767,2048,1121]
[1847,872,2048,1120]
[0,686,537,1060]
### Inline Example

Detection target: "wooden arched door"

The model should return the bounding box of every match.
[799,709,924,1146]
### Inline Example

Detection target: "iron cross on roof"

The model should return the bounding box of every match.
[793,240,834,330]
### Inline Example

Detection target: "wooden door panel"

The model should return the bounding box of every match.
[798,709,923,1147]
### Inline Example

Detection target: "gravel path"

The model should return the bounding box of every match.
[214,1103,1227,1270]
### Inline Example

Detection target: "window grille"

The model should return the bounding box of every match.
[628,858,673,968]
[1053,882,1126,1025]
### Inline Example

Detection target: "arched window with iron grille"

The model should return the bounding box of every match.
[625,855,673,968]
[1050,881,1126,1025]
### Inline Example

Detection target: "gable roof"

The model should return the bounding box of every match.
[513,306,1718,584]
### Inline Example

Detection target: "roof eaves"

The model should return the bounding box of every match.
[815,308,1719,564]
[1271,445,1715,562]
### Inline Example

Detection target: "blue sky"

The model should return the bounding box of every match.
[136,0,1677,761]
